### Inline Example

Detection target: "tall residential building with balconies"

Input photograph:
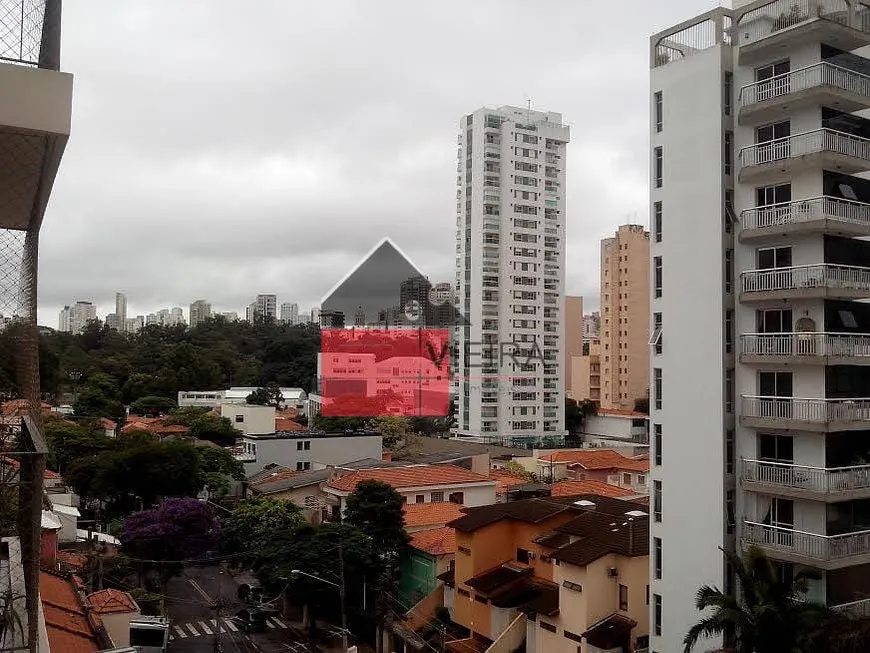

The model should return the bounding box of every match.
[256,294,277,320]
[115,292,127,327]
[280,302,299,325]
[454,106,569,441]
[59,301,96,335]
[600,225,650,410]
[189,299,212,328]
[650,3,870,651]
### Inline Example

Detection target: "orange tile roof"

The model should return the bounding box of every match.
[616,456,650,473]
[409,527,456,556]
[489,468,530,493]
[550,479,636,498]
[596,408,648,418]
[250,469,300,486]
[275,416,306,432]
[327,464,495,493]
[55,550,87,571]
[539,449,629,468]
[403,502,465,528]
[87,589,138,614]
[44,469,60,480]
[40,572,102,653]
[98,418,117,429]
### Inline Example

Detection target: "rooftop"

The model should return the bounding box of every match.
[41,572,104,653]
[539,449,649,472]
[409,527,456,556]
[550,480,637,499]
[595,408,649,419]
[327,464,495,493]
[403,502,465,529]
[243,429,381,441]
[87,589,138,615]
[448,496,581,533]
[489,468,531,494]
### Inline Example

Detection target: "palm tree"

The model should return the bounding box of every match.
[684,546,832,653]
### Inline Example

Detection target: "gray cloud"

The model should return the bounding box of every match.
[37,0,714,323]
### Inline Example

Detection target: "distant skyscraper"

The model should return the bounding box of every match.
[220,311,239,321]
[146,313,159,326]
[105,313,122,331]
[125,316,143,333]
[189,299,212,328]
[169,307,185,326]
[309,307,320,324]
[245,302,257,323]
[59,301,97,335]
[255,294,277,320]
[115,292,127,329]
[455,105,569,439]
[280,302,299,325]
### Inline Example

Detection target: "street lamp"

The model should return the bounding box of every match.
[289,569,349,652]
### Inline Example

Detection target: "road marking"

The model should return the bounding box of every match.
[223,618,239,632]
[187,579,213,604]
[199,621,213,635]
[266,618,276,629]
[270,617,289,628]
[185,623,199,636]
[173,625,187,639]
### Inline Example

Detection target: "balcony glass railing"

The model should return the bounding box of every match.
[743,520,870,562]
[740,61,870,106]
[741,395,870,424]
[741,263,870,294]
[741,332,870,358]
[741,196,870,231]
[740,129,870,167]
[742,458,870,493]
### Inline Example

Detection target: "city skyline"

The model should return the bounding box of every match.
[31,0,713,327]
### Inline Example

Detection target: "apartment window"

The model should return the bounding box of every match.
[654,147,663,188]
[724,131,733,176]
[415,495,425,504]
[758,433,794,463]
[431,491,444,503]
[619,584,629,611]
[725,310,734,354]
[654,256,662,298]
[757,246,792,269]
[725,189,735,233]
[725,249,733,293]
[726,489,736,535]
[516,548,531,564]
[653,201,662,242]
[755,120,790,144]
[757,183,791,207]
[654,424,662,466]
[650,312,663,355]
[726,429,735,474]
[540,622,557,633]
[654,368,662,410]
[654,91,663,132]
[653,480,662,522]
[724,71,733,115]
[297,441,303,450]
[235,415,244,424]
[449,492,464,504]
[653,594,662,636]
[725,368,734,414]
[623,473,631,485]
[756,60,790,100]
[654,537,662,579]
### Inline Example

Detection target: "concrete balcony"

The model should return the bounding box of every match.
[739,129,870,183]
[739,196,870,241]
[740,264,870,301]
[740,395,870,432]
[0,62,72,230]
[833,597,870,617]
[741,458,870,501]
[742,520,870,570]
[736,0,870,65]
[739,62,870,126]
[740,332,870,365]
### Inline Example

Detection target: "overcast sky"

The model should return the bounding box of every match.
[38,0,718,326]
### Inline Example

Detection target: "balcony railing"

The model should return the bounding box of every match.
[740,61,870,106]
[743,520,870,563]
[742,458,870,494]
[737,0,868,47]
[741,395,870,425]
[741,332,870,359]
[740,196,870,231]
[741,263,870,294]
[833,597,870,618]
[740,129,870,168]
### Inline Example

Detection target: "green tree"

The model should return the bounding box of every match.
[684,546,831,653]
[165,407,241,446]
[196,446,244,501]
[503,461,534,482]
[565,397,597,439]
[73,373,125,419]
[246,383,284,407]
[129,395,177,416]
[365,416,409,449]
[222,498,304,560]
[344,479,409,554]
[44,418,114,472]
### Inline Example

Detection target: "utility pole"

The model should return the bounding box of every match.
[338,537,349,652]
[213,598,224,653]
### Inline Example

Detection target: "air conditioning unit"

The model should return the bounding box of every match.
[607,567,619,578]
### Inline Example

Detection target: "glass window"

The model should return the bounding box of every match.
[654,91,663,132]
[654,368,662,410]
[654,257,663,298]
[725,249,733,294]
[653,480,662,522]
[654,537,662,579]
[724,71,733,115]
[654,424,662,466]
[654,594,662,636]
[619,584,629,611]
[724,131,733,176]
[654,147,663,188]
[654,201,662,243]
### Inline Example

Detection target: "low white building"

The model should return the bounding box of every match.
[177,390,225,407]
[324,464,497,515]
[220,404,275,436]
[177,387,308,412]
[239,431,383,475]
[582,408,649,446]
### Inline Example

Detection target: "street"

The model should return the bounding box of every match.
[164,565,314,652]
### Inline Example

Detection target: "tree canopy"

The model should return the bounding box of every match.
[27,318,320,406]
[344,479,410,554]
[222,498,304,561]
[121,497,221,563]
[246,383,284,407]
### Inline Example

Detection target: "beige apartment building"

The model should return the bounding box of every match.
[569,341,600,403]
[564,296,583,392]
[600,225,649,410]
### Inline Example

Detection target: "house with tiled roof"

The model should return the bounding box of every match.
[550,479,638,499]
[488,468,531,502]
[403,502,465,533]
[399,526,457,611]
[443,494,649,653]
[41,571,112,653]
[536,449,650,495]
[324,464,497,514]
[122,416,191,440]
[88,588,140,648]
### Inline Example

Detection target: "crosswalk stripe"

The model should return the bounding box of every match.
[200,621,213,635]
[173,625,187,639]
[266,618,276,629]
[270,617,288,629]
[223,618,239,632]
[185,623,199,636]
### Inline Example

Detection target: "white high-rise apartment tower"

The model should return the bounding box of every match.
[58,301,96,335]
[189,299,212,328]
[256,294,277,320]
[280,302,299,325]
[650,3,870,651]
[116,292,127,326]
[454,106,569,440]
